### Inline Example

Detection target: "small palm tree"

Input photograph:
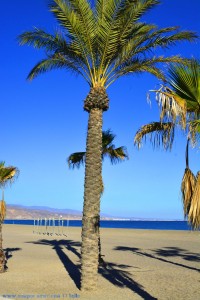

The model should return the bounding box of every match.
[68,129,128,262]
[18,0,197,290]
[68,129,128,168]
[134,59,200,229]
[0,162,19,273]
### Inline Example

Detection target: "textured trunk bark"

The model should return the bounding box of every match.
[81,108,103,291]
[0,222,6,273]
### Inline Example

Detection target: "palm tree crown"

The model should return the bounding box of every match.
[134,59,200,229]
[19,0,197,91]
[0,161,19,222]
[134,59,200,149]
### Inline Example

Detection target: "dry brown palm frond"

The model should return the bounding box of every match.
[0,200,6,222]
[181,138,196,217]
[134,122,174,150]
[189,120,200,147]
[150,86,187,128]
[181,168,197,218]
[188,172,200,230]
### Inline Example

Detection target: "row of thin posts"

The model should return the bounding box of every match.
[33,216,70,236]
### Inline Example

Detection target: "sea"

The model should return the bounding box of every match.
[3,219,195,231]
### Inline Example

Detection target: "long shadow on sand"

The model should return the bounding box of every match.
[114,246,200,272]
[28,239,157,299]
[99,262,157,299]
[27,240,81,289]
[153,247,200,262]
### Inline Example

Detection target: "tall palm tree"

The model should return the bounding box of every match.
[18,0,197,290]
[0,162,19,273]
[68,129,128,262]
[134,59,200,229]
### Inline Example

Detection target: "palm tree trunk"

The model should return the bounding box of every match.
[0,222,6,273]
[0,190,6,272]
[81,108,103,291]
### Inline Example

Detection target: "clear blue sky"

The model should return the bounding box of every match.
[1,0,200,219]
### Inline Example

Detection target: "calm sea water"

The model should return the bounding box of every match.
[3,219,193,231]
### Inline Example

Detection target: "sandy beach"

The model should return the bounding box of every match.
[0,225,199,300]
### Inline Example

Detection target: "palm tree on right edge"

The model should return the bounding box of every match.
[68,129,128,265]
[134,59,200,229]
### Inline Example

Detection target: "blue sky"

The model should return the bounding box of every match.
[1,0,200,219]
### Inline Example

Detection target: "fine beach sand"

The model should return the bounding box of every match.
[0,225,200,300]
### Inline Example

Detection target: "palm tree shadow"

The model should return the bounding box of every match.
[99,262,157,299]
[153,247,200,262]
[3,247,21,270]
[4,247,21,260]
[27,239,81,289]
[114,246,200,272]
[27,239,157,298]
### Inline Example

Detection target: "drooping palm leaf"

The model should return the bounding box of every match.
[134,122,174,150]
[189,119,200,146]
[181,140,196,218]
[0,162,19,187]
[68,152,86,169]
[148,59,200,130]
[102,129,128,163]
[181,168,196,219]
[103,146,128,164]
[0,200,6,222]
[188,172,200,230]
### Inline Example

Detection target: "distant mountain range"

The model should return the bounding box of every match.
[5,204,118,220]
[5,204,181,221]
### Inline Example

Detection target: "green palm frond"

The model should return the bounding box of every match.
[53,0,96,62]
[19,0,197,88]
[167,59,200,109]
[68,152,86,169]
[19,29,90,81]
[0,162,19,187]
[114,26,196,71]
[103,146,128,164]
[134,122,174,150]
[101,129,128,163]
[101,129,115,148]
[110,56,191,87]
[50,1,96,61]
[19,28,66,51]
[27,54,88,81]
[147,59,200,132]
[0,162,19,222]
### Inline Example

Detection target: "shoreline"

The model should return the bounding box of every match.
[1,225,200,299]
[3,220,192,231]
